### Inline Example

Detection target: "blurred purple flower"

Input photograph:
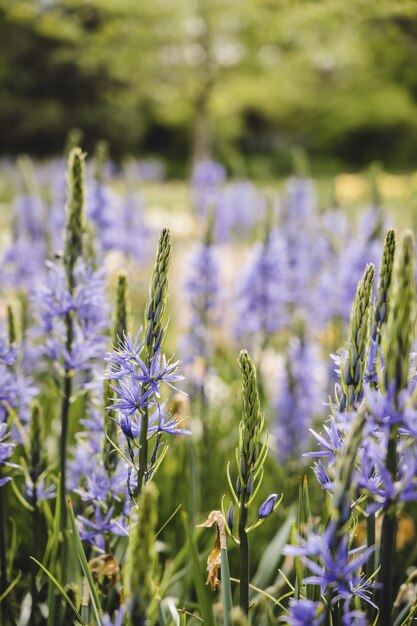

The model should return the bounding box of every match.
[235,230,289,341]
[284,523,375,607]
[287,599,325,626]
[274,335,325,463]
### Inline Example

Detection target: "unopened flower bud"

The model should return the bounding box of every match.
[258,493,278,519]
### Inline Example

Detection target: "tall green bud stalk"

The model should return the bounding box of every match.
[379,232,416,626]
[366,230,395,591]
[236,350,263,616]
[374,229,396,346]
[104,271,130,474]
[137,229,172,498]
[330,407,368,626]
[60,147,86,534]
[0,306,15,625]
[29,403,45,626]
[339,263,375,411]
[124,483,158,625]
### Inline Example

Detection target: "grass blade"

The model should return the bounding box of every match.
[47,474,62,626]
[221,548,233,626]
[0,570,21,603]
[31,557,86,625]
[182,512,215,626]
[67,499,103,625]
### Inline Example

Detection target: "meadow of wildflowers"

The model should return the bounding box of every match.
[1,147,417,626]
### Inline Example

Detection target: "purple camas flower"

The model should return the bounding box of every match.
[105,329,189,493]
[68,376,131,550]
[282,178,337,327]
[284,523,375,611]
[212,181,268,241]
[274,335,325,463]
[0,330,37,426]
[316,208,383,326]
[287,598,325,626]
[192,159,226,190]
[181,239,220,390]
[25,477,55,501]
[191,160,226,223]
[78,506,116,552]
[356,385,417,511]
[284,177,316,221]
[0,326,37,485]
[235,230,289,342]
[116,190,150,261]
[102,606,127,626]
[34,259,109,374]
[0,194,47,290]
[0,423,15,487]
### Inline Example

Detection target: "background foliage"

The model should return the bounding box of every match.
[1,0,417,173]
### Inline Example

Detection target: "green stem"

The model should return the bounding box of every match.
[0,476,8,626]
[221,548,233,626]
[379,509,397,626]
[58,311,73,572]
[137,391,150,499]
[379,431,398,626]
[29,480,39,626]
[238,491,249,616]
[366,511,376,621]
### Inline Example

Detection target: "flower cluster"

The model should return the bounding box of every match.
[34,259,109,374]
[105,330,188,497]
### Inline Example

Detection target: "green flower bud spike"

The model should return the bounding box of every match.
[379,231,416,626]
[64,147,86,291]
[124,482,158,626]
[114,271,130,345]
[29,402,46,625]
[374,229,396,341]
[104,271,130,474]
[59,146,86,567]
[30,403,45,488]
[340,263,375,411]
[384,230,416,397]
[7,305,16,346]
[224,350,280,616]
[144,228,172,361]
[366,230,396,386]
[137,229,172,498]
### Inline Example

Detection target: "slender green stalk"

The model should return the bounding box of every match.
[0,308,15,625]
[124,483,158,625]
[137,229,171,498]
[235,350,264,617]
[340,263,375,411]
[104,271,130,474]
[59,312,73,535]
[221,547,233,626]
[59,147,86,571]
[367,229,396,386]
[366,511,376,618]
[238,493,249,615]
[379,434,398,626]
[379,231,415,626]
[137,401,150,500]
[29,404,44,626]
[0,476,8,626]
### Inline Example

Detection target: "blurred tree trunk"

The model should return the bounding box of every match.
[191,78,213,165]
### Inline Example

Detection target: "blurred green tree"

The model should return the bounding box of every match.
[1,0,417,171]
